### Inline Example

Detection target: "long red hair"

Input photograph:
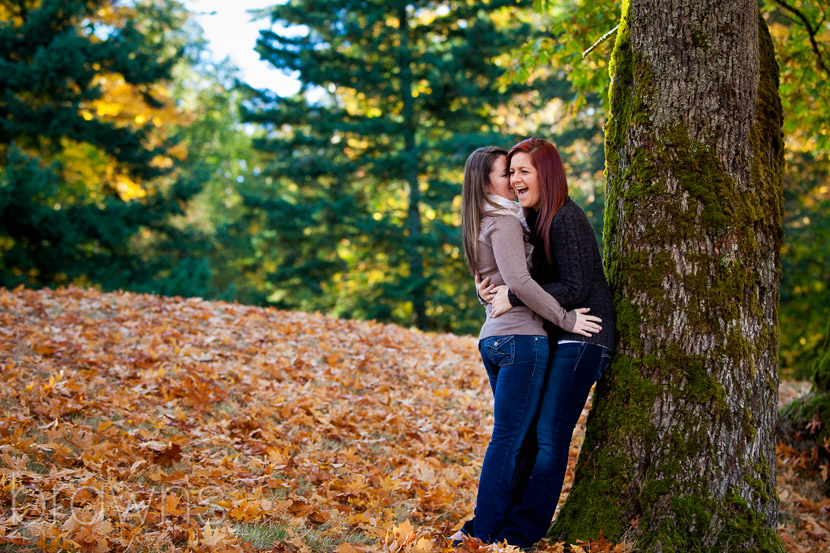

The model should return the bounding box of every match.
[507,138,569,264]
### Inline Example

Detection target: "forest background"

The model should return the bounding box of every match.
[1,0,828,378]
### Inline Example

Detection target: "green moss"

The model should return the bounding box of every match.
[742,407,756,441]
[614,297,645,349]
[754,459,772,485]
[746,474,769,503]
[681,358,727,409]
[639,475,671,506]
[813,327,830,391]
[670,493,712,533]
[668,425,706,459]
[631,486,782,553]
[608,356,660,436]
[718,488,782,552]
[603,0,644,264]
[749,15,785,241]
[691,30,710,50]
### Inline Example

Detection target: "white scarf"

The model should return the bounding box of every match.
[484,194,530,233]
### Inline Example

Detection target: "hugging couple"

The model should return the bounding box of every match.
[454,138,615,548]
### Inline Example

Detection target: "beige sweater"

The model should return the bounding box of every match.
[477,214,577,340]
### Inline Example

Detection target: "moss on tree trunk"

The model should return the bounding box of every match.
[551,1,785,550]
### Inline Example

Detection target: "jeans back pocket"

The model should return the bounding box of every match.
[485,335,515,368]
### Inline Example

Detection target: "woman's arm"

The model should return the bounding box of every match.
[489,216,578,332]
[508,205,595,308]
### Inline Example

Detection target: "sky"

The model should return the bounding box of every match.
[183,0,300,95]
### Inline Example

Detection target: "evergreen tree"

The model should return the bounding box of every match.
[241,0,555,331]
[0,0,199,289]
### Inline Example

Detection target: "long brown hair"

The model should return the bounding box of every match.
[507,138,568,265]
[461,146,508,275]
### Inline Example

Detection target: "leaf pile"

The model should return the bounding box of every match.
[0,287,825,552]
[775,381,830,553]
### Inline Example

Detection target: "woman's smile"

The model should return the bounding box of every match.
[510,152,541,209]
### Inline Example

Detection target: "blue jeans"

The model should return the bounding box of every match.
[466,334,550,542]
[496,342,611,547]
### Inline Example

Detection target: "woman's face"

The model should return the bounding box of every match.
[487,155,514,200]
[510,152,541,209]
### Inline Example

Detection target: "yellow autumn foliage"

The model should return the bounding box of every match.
[57,70,193,201]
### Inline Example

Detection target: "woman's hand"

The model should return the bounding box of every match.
[476,273,497,303]
[572,307,602,336]
[489,286,512,318]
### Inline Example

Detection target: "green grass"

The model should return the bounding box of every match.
[0,544,28,552]
[235,521,374,552]
[235,521,291,548]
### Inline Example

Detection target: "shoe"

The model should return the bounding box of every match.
[446,530,466,546]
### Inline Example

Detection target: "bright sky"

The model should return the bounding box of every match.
[183,0,300,95]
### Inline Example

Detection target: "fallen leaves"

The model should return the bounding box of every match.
[0,286,825,552]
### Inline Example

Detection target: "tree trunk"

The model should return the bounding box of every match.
[552,0,785,550]
[398,5,428,329]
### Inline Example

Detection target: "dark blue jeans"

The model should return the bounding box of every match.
[496,342,611,547]
[465,334,550,542]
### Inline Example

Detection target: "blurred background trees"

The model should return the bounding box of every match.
[234,0,601,332]
[1,0,195,289]
[1,0,827,377]
[0,0,255,299]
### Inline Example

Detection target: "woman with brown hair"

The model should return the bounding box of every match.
[457,145,602,544]
[479,137,616,547]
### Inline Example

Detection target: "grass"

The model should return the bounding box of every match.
[235,521,374,552]
[236,521,292,548]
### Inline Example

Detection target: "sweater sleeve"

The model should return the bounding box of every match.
[508,203,594,308]
[490,216,577,332]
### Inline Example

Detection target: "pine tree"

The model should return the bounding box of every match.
[242,0,554,330]
[0,0,199,289]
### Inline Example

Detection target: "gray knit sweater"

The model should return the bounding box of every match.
[476,214,578,340]
[508,198,616,351]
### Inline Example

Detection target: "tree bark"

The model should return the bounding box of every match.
[552,0,785,550]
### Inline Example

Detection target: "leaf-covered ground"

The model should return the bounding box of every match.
[0,287,826,553]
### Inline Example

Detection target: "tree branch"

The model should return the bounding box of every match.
[773,0,830,78]
[582,24,619,58]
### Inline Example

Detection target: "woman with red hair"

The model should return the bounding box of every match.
[478,137,616,547]
[456,145,602,546]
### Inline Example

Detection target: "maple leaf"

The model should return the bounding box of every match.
[805,415,823,434]
[270,543,302,553]
[163,493,185,516]
[0,531,28,545]
[412,537,433,553]
[386,520,417,552]
[265,445,288,465]
[201,522,229,547]
[188,527,199,548]
[5,510,24,526]
[139,440,182,466]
